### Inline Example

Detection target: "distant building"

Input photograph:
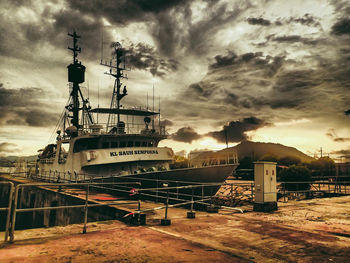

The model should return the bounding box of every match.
[335,162,350,180]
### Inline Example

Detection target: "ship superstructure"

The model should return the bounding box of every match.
[38,32,237,185]
[38,32,173,177]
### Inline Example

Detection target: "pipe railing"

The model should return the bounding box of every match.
[7,182,141,243]
[0,181,14,242]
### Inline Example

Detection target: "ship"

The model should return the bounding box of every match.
[37,32,238,196]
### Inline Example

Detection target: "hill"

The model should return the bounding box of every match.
[191,141,315,164]
[0,155,37,166]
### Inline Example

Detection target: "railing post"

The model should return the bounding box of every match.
[4,182,14,242]
[187,187,196,219]
[251,183,254,200]
[201,185,204,200]
[176,181,179,200]
[160,183,171,225]
[191,188,194,212]
[328,182,330,193]
[10,185,20,242]
[165,187,169,219]
[83,184,89,234]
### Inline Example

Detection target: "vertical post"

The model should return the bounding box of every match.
[191,188,194,212]
[10,185,20,242]
[83,184,89,234]
[4,182,14,242]
[251,183,254,200]
[176,181,179,200]
[230,183,234,207]
[201,185,204,200]
[156,179,158,202]
[165,187,169,219]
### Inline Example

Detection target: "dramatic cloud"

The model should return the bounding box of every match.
[123,42,178,77]
[330,149,350,157]
[171,126,202,143]
[207,117,268,143]
[288,13,321,28]
[331,18,350,36]
[271,35,320,45]
[247,14,321,28]
[160,119,174,127]
[247,17,271,26]
[326,129,350,142]
[0,85,59,127]
[0,142,19,154]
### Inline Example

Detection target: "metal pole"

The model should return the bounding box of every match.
[165,188,169,219]
[10,185,20,242]
[137,194,141,212]
[191,188,194,212]
[251,183,254,200]
[176,181,179,200]
[156,179,158,202]
[83,184,89,234]
[4,182,14,242]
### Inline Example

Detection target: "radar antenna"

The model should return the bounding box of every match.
[66,31,93,135]
[100,42,128,132]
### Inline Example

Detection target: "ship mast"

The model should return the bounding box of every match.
[101,42,127,132]
[66,31,93,134]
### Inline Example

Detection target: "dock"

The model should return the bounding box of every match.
[1,174,350,262]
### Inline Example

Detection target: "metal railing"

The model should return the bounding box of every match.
[6,181,141,243]
[0,181,14,242]
[279,181,350,202]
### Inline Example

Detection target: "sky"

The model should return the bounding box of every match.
[1,0,350,160]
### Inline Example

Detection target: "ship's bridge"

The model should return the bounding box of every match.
[89,107,167,136]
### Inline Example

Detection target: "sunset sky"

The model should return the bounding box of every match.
[1,0,350,160]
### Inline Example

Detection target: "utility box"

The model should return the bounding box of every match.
[253,161,278,212]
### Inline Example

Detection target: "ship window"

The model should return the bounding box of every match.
[73,138,98,153]
[111,141,118,148]
[135,141,141,147]
[127,141,133,147]
[120,141,126,148]
[141,141,147,147]
[102,142,109,149]
[148,141,154,147]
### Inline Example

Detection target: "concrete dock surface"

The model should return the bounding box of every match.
[1,195,350,262]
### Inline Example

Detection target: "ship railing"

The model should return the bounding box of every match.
[39,158,54,164]
[79,122,168,136]
[188,153,239,168]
